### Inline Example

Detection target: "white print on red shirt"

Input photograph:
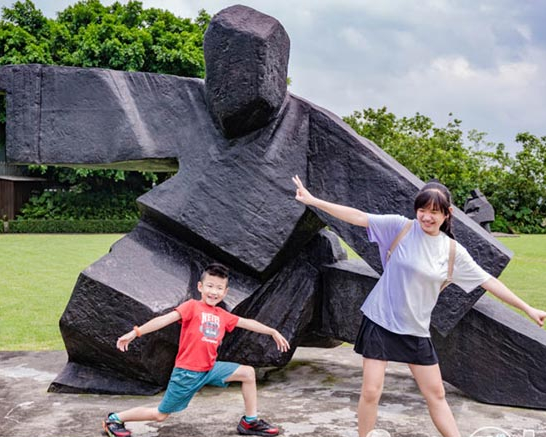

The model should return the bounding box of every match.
[199,312,220,343]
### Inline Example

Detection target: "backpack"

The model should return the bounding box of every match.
[386,220,456,291]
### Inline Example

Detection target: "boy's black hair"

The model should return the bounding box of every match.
[414,181,455,239]
[200,263,229,282]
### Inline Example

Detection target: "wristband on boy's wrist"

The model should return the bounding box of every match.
[133,325,142,337]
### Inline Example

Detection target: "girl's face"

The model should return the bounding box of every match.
[416,204,450,236]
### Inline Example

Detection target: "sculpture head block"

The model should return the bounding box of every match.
[204,5,290,138]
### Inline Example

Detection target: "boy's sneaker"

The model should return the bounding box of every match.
[102,413,132,437]
[237,416,279,436]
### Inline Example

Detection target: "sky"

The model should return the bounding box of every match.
[3,0,546,154]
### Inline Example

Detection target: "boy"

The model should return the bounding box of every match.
[102,263,290,437]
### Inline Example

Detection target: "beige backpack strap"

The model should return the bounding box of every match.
[386,220,413,262]
[440,239,456,291]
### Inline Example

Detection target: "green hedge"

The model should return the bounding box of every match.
[3,219,138,233]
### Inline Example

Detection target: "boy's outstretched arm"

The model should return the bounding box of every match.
[236,318,290,352]
[117,310,181,352]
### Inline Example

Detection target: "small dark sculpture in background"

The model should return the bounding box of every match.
[464,189,495,232]
[2,4,546,409]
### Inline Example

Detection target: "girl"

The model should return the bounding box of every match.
[292,175,546,437]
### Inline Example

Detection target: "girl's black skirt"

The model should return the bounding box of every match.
[353,316,438,365]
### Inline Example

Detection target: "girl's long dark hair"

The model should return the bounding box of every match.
[414,181,455,239]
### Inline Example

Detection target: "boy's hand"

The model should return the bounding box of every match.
[272,330,290,353]
[117,330,137,352]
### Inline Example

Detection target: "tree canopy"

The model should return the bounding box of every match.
[344,108,546,234]
[0,0,209,75]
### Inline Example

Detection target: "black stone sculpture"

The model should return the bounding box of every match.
[2,4,546,408]
[464,188,495,232]
[432,295,546,408]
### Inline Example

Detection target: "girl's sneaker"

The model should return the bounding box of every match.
[237,416,279,436]
[102,413,132,437]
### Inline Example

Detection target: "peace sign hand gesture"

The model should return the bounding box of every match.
[292,175,316,206]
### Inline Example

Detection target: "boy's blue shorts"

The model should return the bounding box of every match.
[158,361,240,414]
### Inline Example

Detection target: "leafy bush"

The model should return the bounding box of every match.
[18,189,141,220]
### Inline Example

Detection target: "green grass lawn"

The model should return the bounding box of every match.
[1,234,123,350]
[497,235,546,314]
[1,233,545,351]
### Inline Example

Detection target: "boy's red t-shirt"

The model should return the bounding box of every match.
[174,299,240,371]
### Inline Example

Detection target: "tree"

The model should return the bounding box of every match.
[0,0,52,64]
[480,133,546,233]
[344,107,546,234]
[344,107,483,207]
[1,0,209,75]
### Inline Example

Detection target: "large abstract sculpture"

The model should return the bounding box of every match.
[2,5,546,408]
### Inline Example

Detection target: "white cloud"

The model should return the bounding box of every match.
[430,56,477,80]
[339,27,369,51]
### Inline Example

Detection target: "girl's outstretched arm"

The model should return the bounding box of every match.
[482,277,546,327]
[292,175,369,227]
[117,310,182,352]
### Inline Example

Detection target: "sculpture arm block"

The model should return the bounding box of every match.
[0,64,215,171]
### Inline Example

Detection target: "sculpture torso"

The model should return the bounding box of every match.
[139,96,322,277]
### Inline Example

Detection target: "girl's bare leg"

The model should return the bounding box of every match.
[358,358,388,437]
[409,363,461,437]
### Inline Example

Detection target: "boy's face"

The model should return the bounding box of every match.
[197,273,229,306]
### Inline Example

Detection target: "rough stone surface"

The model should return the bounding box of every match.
[0,64,196,170]
[1,5,542,409]
[204,5,290,138]
[320,260,380,342]
[433,294,546,408]
[137,95,322,277]
[2,347,546,437]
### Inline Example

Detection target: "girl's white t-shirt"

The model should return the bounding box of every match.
[361,214,492,337]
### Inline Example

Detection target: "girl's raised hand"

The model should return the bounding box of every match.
[292,175,315,206]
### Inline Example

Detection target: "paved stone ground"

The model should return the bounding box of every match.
[1,346,545,437]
